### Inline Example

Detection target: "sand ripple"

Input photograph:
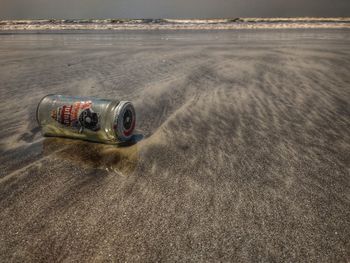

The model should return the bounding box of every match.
[0,30,349,262]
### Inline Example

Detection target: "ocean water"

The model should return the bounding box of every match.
[1,18,350,30]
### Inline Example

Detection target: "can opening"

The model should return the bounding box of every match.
[123,109,133,130]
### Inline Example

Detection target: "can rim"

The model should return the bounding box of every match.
[36,94,54,126]
[113,101,136,142]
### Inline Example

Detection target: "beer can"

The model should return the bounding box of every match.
[36,94,136,144]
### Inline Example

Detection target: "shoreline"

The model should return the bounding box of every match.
[1,18,350,31]
[1,24,350,31]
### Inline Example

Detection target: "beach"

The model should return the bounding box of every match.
[0,29,349,262]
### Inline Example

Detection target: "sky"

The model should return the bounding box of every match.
[0,0,349,19]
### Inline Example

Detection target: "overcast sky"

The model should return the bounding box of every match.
[1,0,349,19]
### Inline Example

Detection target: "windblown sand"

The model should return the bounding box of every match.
[0,30,349,262]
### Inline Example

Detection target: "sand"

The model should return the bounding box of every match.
[0,29,349,262]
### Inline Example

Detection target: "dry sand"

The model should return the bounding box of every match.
[0,29,349,262]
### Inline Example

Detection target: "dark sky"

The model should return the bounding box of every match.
[1,0,349,19]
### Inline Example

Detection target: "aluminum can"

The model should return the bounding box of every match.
[36,94,136,144]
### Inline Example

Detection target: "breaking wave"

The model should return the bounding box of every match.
[1,17,350,30]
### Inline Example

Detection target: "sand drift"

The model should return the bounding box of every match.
[0,30,349,262]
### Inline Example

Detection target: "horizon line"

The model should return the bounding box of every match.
[1,17,350,21]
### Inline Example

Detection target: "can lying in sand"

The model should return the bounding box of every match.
[36,94,136,144]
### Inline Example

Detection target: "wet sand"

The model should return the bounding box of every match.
[0,30,349,262]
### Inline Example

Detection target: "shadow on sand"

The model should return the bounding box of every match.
[41,134,143,175]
